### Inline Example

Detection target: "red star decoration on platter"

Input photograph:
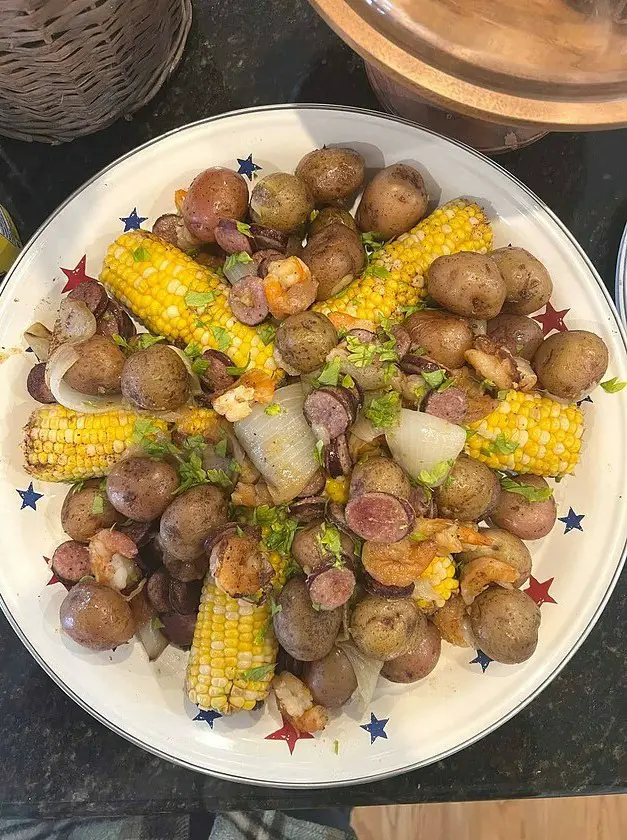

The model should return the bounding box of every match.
[533,302,570,336]
[60,255,96,292]
[265,714,314,754]
[44,557,71,589]
[524,576,557,607]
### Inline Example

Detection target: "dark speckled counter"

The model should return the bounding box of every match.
[0,0,626,819]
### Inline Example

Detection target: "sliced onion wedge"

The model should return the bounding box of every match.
[385,408,466,485]
[51,298,97,350]
[23,322,53,362]
[136,618,169,662]
[234,383,319,503]
[337,641,383,710]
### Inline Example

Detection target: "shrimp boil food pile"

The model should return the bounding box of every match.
[21,147,614,733]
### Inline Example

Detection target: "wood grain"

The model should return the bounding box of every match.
[352,794,627,840]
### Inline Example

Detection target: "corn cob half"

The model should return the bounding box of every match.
[314,198,493,324]
[100,231,278,377]
[413,555,459,612]
[186,550,287,714]
[465,391,584,477]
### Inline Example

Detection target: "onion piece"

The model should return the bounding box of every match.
[46,343,127,414]
[136,618,169,661]
[337,641,383,710]
[23,322,53,362]
[224,259,256,286]
[385,408,466,485]
[234,383,319,503]
[351,409,380,443]
[51,298,97,350]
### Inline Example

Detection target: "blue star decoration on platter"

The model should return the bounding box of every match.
[193,709,222,729]
[360,713,389,744]
[558,507,585,534]
[16,482,43,511]
[120,208,147,231]
[237,154,262,181]
[470,649,493,673]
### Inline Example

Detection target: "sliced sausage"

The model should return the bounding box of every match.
[423,387,468,424]
[228,275,269,325]
[214,219,254,255]
[385,325,411,359]
[250,224,289,252]
[252,249,284,278]
[152,213,200,251]
[307,565,356,610]
[296,469,326,498]
[27,362,56,404]
[198,349,237,394]
[400,355,443,375]
[162,550,208,582]
[146,569,172,614]
[303,388,352,444]
[346,328,376,344]
[169,579,202,615]
[51,540,91,584]
[289,496,327,524]
[363,572,415,599]
[324,434,352,478]
[118,520,157,548]
[408,485,437,519]
[345,492,414,543]
[97,299,136,341]
[67,281,109,318]
[161,612,197,648]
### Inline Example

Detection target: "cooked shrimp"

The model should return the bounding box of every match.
[460,556,518,605]
[414,518,493,555]
[212,385,256,422]
[209,533,274,599]
[272,671,328,733]
[465,336,537,392]
[328,313,376,334]
[362,537,437,587]
[231,480,273,508]
[263,257,318,320]
[88,529,140,592]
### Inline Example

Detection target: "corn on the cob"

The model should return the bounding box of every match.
[186,550,287,713]
[314,198,492,324]
[414,555,459,611]
[100,231,278,377]
[22,405,168,482]
[465,390,583,477]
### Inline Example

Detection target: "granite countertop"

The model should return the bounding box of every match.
[0,0,626,819]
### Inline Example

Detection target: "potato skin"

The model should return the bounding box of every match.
[427,252,506,319]
[60,581,135,650]
[403,309,474,369]
[61,480,122,542]
[106,457,180,522]
[469,587,540,664]
[350,595,419,660]
[296,147,365,206]
[435,454,500,521]
[350,456,411,500]
[490,475,556,540]
[381,616,441,683]
[182,167,249,243]
[491,247,552,316]
[309,207,357,237]
[275,311,338,373]
[121,344,189,411]
[250,173,314,232]
[532,330,609,400]
[486,313,544,361]
[301,223,366,301]
[64,335,125,395]
[159,484,228,562]
[356,163,428,240]
[457,528,531,588]
[304,646,357,708]
[274,577,342,661]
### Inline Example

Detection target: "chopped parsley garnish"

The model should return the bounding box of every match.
[316,523,344,566]
[224,251,253,271]
[410,531,428,542]
[264,403,282,416]
[257,322,277,345]
[492,434,519,455]
[345,334,378,368]
[236,221,253,237]
[113,333,165,351]
[191,357,209,376]
[132,246,150,262]
[364,391,401,429]
[316,357,342,387]
[151,616,165,631]
[211,326,231,352]
[184,290,217,308]
[364,263,390,280]
[422,369,447,389]
[600,377,627,393]
[500,475,553,502]
[341,374,355,389]
[214,438,228,457]
[313,439,325,466]
[91,493,105,515]
[417,459,454,487]
[398,302,428,317]
[254,595,282,644]
[481,378,497,391]
[184,341,202,358]
[226,360,249,376]
[240,664,275,682]
[333,739,340,755]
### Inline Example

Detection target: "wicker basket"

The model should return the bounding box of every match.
[0,0,192,143]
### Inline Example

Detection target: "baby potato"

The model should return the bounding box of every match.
[356,163,428,240]
[274,311,338,373]
[350,595,419,660]
[61,479,122,542]
[469,587,540,664]
[350,456,411,500]
[490,475,556,540]
[427,252,506,319]
[532,330,609,400]
[121,344,189,411]
[309,206,357,237]
[491,247,552,315]
[250,173,314,232]
[381,616,441,683]
[159,484,228,562]
[182,167,249,243]
[304,646,358,708]
[274,577,342,661]
[296,147,365,206]
[64,335,125,395]
[457,528,531,588]
[60,581,135,651]
[435,454,500,522]
[486,313,544,361]
[301,223,366,300]
[402,309,474,369]
[106,457,180,522]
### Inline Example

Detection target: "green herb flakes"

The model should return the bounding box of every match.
[500,475,553,502]
[91,494,105,515]
[132,246,150,262]
[417,459,454,487]
[224,251,253,271]
[314,439,325,466]
[240,664,275,682]
[316,357,342,387]
[236,221,253,237]
[600,377,627,393]
[364,391,401,429]
[257,322,277,346]
[211,326,231,352]
[264,403,282,416]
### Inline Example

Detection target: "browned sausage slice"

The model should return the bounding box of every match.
[249,224,289,252]
[252,249,284,278]
[388,325,411,359]
[423,387,468,424]
[363,572,415,599]
[51,540,91,584]
[345,492,414,543]
[400,355,444,375]
[169,579,202,615]
[146,569,172,613]
[296,469,326,498]
[27,362,56,404]
[198,349,237,394]
[307,565,356,610]
[324,434,352,478]
[161,612,197,648]
[288,496,327,524]
[68,281,109,318]
[408,485,437,519]
[97,299,136,341]
[303,388,352,444]
[119,520,156,548]
[214,219,254,255]
[229,275,269,325]
[346,328,375,344]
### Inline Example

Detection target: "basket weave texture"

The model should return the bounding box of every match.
[0,0,192,143]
